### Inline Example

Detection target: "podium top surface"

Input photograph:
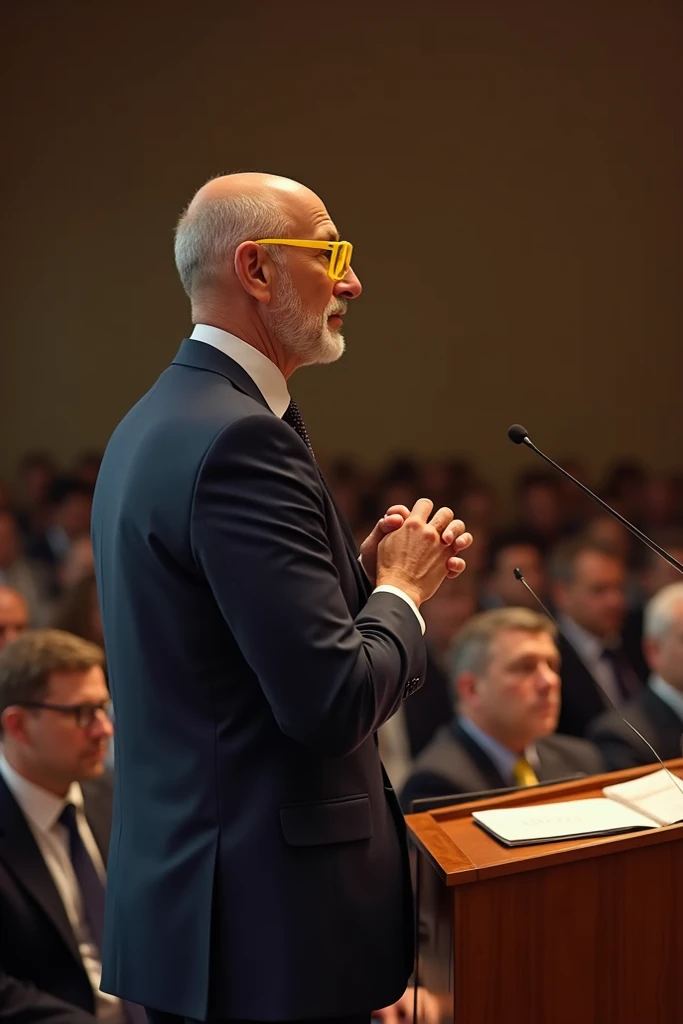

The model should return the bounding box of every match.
[405,758,683,886]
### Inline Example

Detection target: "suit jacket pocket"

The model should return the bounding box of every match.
[279,793,372,846]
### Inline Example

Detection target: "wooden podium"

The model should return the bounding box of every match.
[406,759,683,1024]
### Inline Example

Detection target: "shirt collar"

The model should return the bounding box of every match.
[458,716,538,785]
[190,324,291,418]
[648,674,683,723]
[558,613,613,663]
[0,755,84,833]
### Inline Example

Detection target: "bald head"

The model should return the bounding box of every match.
[175,172,327,299]
[0,587,29,651]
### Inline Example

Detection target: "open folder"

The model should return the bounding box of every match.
[472,768,683,847]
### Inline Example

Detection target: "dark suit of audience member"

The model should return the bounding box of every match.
[588,684,683,771]
[0,772,112,1018]
[400,716,603,810]
[0,968,98,1024]
[587,582,683,770]
[400,607,604,813]
[402,645,452,758]
[550,538,645,738]
[0,628,142,1024]
[554,631,643,737]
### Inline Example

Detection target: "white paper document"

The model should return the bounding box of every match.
[472,769,683,847]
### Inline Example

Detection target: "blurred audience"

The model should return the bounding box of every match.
[0,447,680,793]
[589,583,683,770]
[400,608,604,811]
[482,532,546,611]
[0,586,29,651]
[26,479,93,599]
[0,510,51,625]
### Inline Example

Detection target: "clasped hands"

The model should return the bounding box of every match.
[359,498,473,605]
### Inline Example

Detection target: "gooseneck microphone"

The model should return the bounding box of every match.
[513,567,683,793]
[507,424,683,575]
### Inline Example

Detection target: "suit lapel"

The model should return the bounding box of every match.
[82,779,113,867]
[451,719,508,790]
[0,777,80,962]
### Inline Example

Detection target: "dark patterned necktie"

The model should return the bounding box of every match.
[59,803,105,949]
[283,399,314,457]
[600,646,633,702]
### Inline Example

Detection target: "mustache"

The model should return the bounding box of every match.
[326,299,348,317]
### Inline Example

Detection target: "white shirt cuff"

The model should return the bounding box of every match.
[372,585,426,635]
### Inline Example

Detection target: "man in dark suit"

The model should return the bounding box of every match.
[549,537,646,737]
[91,172,472,1024]
[400,608,603,811]
[0,629,127,1023]
[588,582,683,769]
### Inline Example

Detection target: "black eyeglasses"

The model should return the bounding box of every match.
[16,700,112,729]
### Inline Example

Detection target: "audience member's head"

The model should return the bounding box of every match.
[638,531,683,600]
[0,587,28,651]
[583,514,634,565]
[72,450,103,488]
[516,470,564,546]
[58,536,95,592]
[643,583,683,691]
[421,577,478,657]
[0,629,111,796]
[16,451,56,509]
[601,460,648,523]
[0,511,21,571]
[449,608,560,752]
[459,482,497,534]
[487,532,546,610]
[549,537,626,639]
[47,478,93,540]
[53,574,103,647]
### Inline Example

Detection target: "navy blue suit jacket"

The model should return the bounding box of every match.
[91,339,426,1021]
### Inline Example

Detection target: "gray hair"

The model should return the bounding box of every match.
[174,184,291,297]
[448,607,556,685]
[643,582,683,641]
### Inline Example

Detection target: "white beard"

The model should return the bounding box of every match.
[265,269,347,366]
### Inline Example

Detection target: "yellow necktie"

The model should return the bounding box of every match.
[513,757,539,787]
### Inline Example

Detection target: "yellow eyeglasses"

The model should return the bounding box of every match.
[255,238,354,281]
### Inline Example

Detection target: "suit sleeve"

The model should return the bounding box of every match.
[190,413,426,756]
[586,718,649,771]
[0,970,96,1024]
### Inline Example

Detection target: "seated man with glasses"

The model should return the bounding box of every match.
[0,629,142,1024]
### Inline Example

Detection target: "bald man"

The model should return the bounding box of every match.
[92,173,471,1024]
[0,586,28,651]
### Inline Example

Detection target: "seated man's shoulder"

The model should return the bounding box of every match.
[539,732,604,772]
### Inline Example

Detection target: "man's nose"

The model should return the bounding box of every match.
[334,265,362,299]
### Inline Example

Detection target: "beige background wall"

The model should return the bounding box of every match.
[2,1,681,497]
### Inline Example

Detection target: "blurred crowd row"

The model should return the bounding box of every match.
[1,447,681,655]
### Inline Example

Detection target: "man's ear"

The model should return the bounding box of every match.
[234,241,275,304]
[455,670,477,708]
[0,706,30,745]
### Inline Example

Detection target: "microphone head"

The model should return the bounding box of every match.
[508,424,529,445]
[513,567,525,581]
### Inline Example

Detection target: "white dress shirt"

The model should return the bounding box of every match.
[0,757,121,1022]
[459,717,539,785]
[190,324,425,632]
